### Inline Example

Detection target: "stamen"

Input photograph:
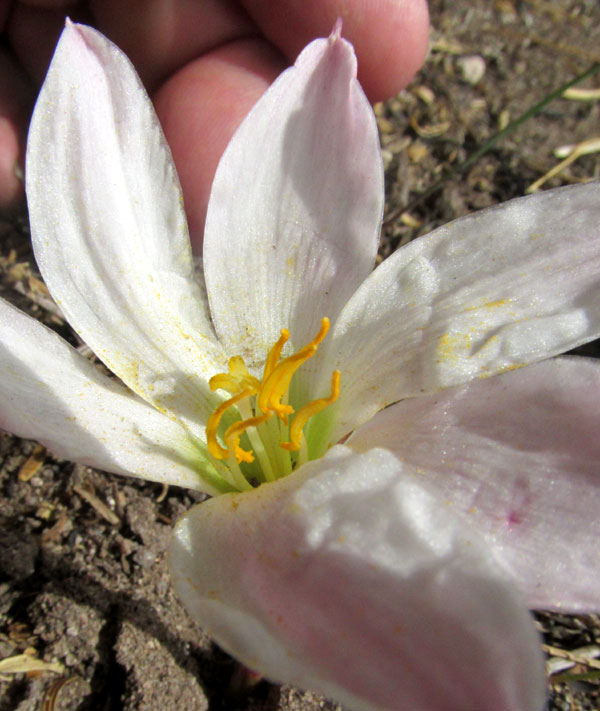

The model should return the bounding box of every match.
[258,318,330,422]
[209,356,261,394]
[281,370,340,451]
[229,356,260,386]
[225,413,271,463]
[206,388,254,459]
[204,316,338,487]
[263,329,290,380]
[308,318,330,348]
[258,346,315,422]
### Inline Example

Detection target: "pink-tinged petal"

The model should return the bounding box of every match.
[323,184,600,439]
[203,26,383,373]
[349,357,600,611]
[26,22,226,438]
[0,297,222,493]
[170,446,545,711]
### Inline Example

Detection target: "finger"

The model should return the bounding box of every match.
[90,0,256,90]
[92,0,429,102]
[153,37,285,251]
[242,0,430,101]
[154,0,429,249]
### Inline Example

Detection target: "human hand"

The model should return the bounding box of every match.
[0,0,429,248]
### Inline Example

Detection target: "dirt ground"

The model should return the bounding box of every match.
[1,0,600,709]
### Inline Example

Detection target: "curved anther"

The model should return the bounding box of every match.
[209,356,261,395]
[225,412,271,463]
[258,345,317,422]
[263,329,290,380]
[281,370,340,451]
[206,388,254,460]
[258,318,330,422]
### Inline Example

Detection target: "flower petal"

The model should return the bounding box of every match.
[0,297,220,493]
[170,445,545,711]
[26,21,226,436]
[324,184,600,438]
[203,26,383,368]
[348,357,600,611]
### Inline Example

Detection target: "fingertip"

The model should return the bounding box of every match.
[242,0,430,101]
[358,0,430,99]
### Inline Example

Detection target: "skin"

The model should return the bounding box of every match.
[0,0,429,249]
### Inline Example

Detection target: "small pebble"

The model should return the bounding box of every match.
[134,547,157,569]
[457,55,486,85]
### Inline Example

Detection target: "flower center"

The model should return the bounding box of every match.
[206,318,340,488]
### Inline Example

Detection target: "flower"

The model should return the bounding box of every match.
[1,19,600,711]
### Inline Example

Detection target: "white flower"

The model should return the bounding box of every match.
[1,20,600,711]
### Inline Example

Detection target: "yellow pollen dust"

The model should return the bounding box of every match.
[206,318,339,464]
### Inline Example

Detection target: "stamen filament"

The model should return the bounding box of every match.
[256,417,284,478]
[211,455,243,490]
[225,453,254,492]
[237,398,274,482]
[265,414,293,477]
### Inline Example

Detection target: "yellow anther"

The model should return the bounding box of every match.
[263,329,290,380]
[206,389,254,460]
[258,318,330,422]
[225,412,271,463]
[229,356,258,384]
[308,317,330,348]
[258,345,316,422]
[209,356,261,394]
[209,373,240,393]
[281,370,340,451]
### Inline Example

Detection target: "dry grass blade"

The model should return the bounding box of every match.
[72,483,120,525]
[0,654,64,675]
[527,137,600,192]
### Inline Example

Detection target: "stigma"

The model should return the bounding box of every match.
[206,318,340,482]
